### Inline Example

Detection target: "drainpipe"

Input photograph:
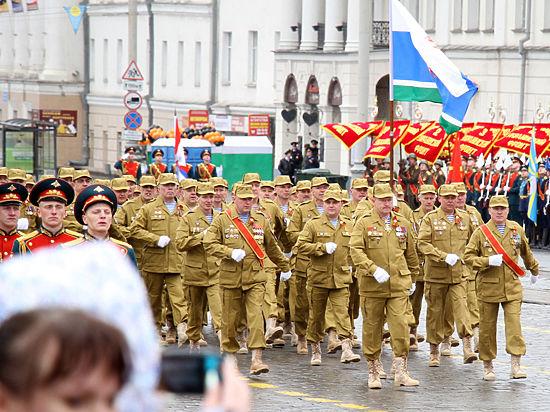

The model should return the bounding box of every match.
[518,0,531,124]
[206,0,219,109]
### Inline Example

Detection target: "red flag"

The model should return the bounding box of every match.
[174,112,184,180]
[447,136,464,183]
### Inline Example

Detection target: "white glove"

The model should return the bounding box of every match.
[503,186,509,192]
[373,267,390,283]
[284,217,291,227]
[231,249,246,262]
[445,253,459,266]
[530,274,538,284]
[479,184,485,190]
[157,235,171,248]
[202,229,208,236]
[16,218,29,231]
[325,242,338,254]
[409,283,416,296]
[280,271,292,281]
[283,251,292,259]
[122,153,129,160]
[488,254,503,267]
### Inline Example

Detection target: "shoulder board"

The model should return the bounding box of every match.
[262,199,275,205]
[309,214,323,221]
[61,238,86,248]
[18,230,40,242]
[110,238,134,250]
[65,229,84,238]
[340,215,353,224]
[424,210,438,218]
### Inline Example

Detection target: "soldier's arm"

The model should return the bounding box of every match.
[286,206,303,245]
[129,207,160,246]
[175,214,202,252]
[518,226,539,275]
[203,215,233,259]
[263,221,290,272]
[404,222,420,279]
[417,214,448,263]
[11,239,24,256]
[272,207,293,253]
[109,223,127,242]
[463,228,490,271]
[349,217,378,275]
[295,221,326,257]
[114,206,131,239]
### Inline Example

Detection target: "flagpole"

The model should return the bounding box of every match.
[389,0,395,190]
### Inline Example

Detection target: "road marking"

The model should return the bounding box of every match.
[276,391,310,396]
[249,383,278,389]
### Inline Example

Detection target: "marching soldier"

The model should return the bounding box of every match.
[354,170,391,220]
[180,179,199,210]
[114,146,142,181]
[64,170,92,232]
[295,180,312,203]
[260,180,276,201]
[341,178,369,220]
[394,185,414,221]
[147,149,168,178]
[419,160,435,186]
[203,185,291,375]
[464,195,539,381]
[176,183,222,350]
[399,153,421,209]
[194,149,217,182]
[350,183,420,389]
[0,168,8,184]
[433,159,446,189]
[417,184,477,367]
[123,174,137,200]
[211,177,229,212]
[12,178,82,255]
[296,190,361,365]
[0,183,28,262]
[111,178,130,208]
[506,157,523,225]
[57,167,75,186]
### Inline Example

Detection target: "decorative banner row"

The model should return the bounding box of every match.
[0,0,38,13]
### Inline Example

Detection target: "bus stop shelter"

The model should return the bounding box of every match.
[0,119,57,177]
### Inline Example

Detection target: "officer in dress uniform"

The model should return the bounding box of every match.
[194,149,217,182]
[8,168,37,233]
[464,195,539,381]
[114,147,143,181]
[290,141,303,173]
[147,149,168,179]
[12,178,82,255]
[0,183,28,262]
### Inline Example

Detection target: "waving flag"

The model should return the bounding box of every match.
[390,0,478,135]
[528,124,538,225]
[173,112,185,180]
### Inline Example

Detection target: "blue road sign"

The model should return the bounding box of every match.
[124,111,143,130]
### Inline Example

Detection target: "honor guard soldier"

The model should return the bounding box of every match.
[176,183,222,351]
[194,149,217,182]
[464,195,539,381]
[417,184,477,367]
[114,147,143,181]
[8,168,37,233]
[130,173,189,344]
[211,177,229,212]
[0,183,28,262]
[172,148,194,179]
[203,185,291,375]
[12,178,82,255]
[61,184,136,266]
[350,183,420,389]
[296,190,361,365]
[147,149,168,179]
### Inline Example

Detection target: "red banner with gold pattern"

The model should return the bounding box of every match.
[321,121,383,149]
[494,123,550,155]
[403,122,450,163]
[363,120,413,159]
[459,122,504,157]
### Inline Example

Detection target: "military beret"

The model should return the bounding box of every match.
[74,185,117,225]
[29,178,74,207]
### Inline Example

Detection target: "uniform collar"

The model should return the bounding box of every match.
[84,231,110,241]
[0,227,18,237]
[40,225,65,237]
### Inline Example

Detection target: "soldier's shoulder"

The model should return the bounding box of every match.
[456,208,469,218]
[65,229,84,238]
[61,237,86,248]
[423,209,438,219]
[17,230,40,243]
[110,238,134,250]
[507,220,523,230]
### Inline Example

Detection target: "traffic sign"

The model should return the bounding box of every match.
[124,129,142,141]
[122,60,144,81]
[124,91,143,110]
[124,111,143,130]
[123,80,143,91]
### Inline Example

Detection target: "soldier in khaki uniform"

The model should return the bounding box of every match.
[295,180,312,203]
[417,184,477,366]
[57,167,75,186]
[8,168,37,233]
[350,184,420,389]
[464,195,538,380]
[180,179,198,210]
[341,178,369,220]
[394,185,414,221]
[176,183,222,350]
[260,180,276,201]
[130,173,189,344]
[111,178,130,207]
[354,170,392,220]
[203,185,291,375]
[211,177,229,212]
[123,174,137,200]
[296,190,361,365]
[64,170,92,232]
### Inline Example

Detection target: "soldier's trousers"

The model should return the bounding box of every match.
[144,272,186,330]
[187,284,222,342]
[277,275,291,323]
[409,280,425,327]
[263,268,278,319]
[442,278,480,337]
[425,281,472,345]
[348,276,360,330]
[221,283,266,353]
[307,286,352,343]
[361,295,409,360]
[289,273,309,336]
[306,284,338,333]
[478,299,525,361]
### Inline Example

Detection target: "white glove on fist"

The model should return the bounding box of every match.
[231,249,246,262]
[283,251,293,259]
[325,242,338,254]
[16,218,29,231]
[373,267,390,283]
[488,254,503,267]
[280,271,292,281]
[157,235,171,248]
[530,274,539,284]
[445,253,459,266]
[409,283,416,296]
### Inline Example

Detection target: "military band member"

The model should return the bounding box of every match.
[12,178,82,255]
[464,195,539,381]
[350,183,420,389]
[0,183,28,262]
[296,190,361,365]
[417,184,477,367]
[203,185,291,375]
[147,149,168,179]
[194,149,217,182]
[114,146,142,180]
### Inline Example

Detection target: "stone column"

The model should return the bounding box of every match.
[0,18,14,76]
[300,0,325,51]
[324,0,347,51]
[279,0,302,50]
[28,8,44,78]
[12,11,29,77]
[345,0,359,51]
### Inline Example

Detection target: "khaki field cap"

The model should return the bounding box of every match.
[489,195,509,208]
[274,175,292,186]
[351,178,369,189]
[341,190,350,200]
[323,190,342,202]
[438,184,458,197]
[373,170,390,183]
[94,179,111,187]
[260,180,275,189]
[242,173,261,184]
[291,187,296,194]
[111,177,130,191]
[139,176,156,187]
[39,174,56,181]
[211,176,228,188]
[231,182,242,194]
[0,167,7,177]
[328,183,341,191]
[58,167,75,179]
[235,184,255,199]
[373,183,394,199]
[396,185,404,195]
[296,180,312,191]
[8,168,27,181]
[197,183,215,195]
[311,177,329,187]
[157,173,178,185]
[26,175,36,185]
[419,184,437,195]
[123,174,137,184]
[73,170,92,181]
[180,179,198,190]
[453,182,467,194]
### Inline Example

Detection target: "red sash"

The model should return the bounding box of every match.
[225,209,265,267]
[480,224,525,277]
[122,161,139,177]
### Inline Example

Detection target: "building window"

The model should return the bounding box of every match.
[466,0,480,32]
[177,41,184,86]
[194,42,201,87]
[116,39,123,83]
[423,0,436,32]
[248,31,258,85]
[161,40,168,87]
[222,31,232,84]
[103,39,109,83]
[514,0,526,31]
[543,0,550,31]
[452,0,463,32]
[90,39,95,81]
[484,0,495,32]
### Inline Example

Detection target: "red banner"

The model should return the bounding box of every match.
[321,121,383,149]
[188,110,209,128]
[458,122,503,157]
[494,123,550,155]
[403,122,450,163]
[248,114,270,136]
[363,120,412,159]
